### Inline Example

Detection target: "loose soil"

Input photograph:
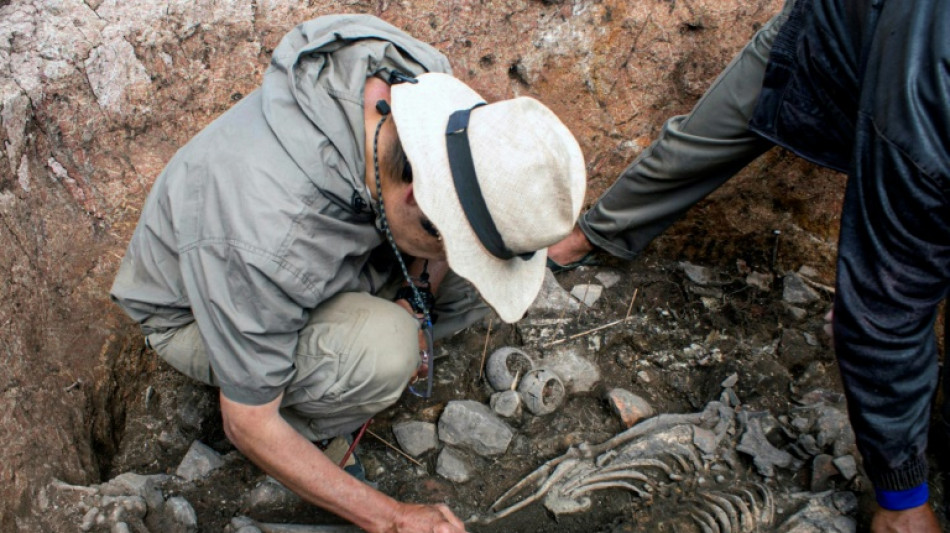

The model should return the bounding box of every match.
[95,250,948,532]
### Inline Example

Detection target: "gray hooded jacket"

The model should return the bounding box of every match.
[111,15,452,405]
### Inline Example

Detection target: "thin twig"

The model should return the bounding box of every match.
[540,288,640,349]
[625,288,639,320]
[366,429,424,467]
[539,317,634,349]
[478,318,493,380]
[799,275,835,295]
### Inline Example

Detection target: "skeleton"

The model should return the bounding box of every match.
[473,400,857,532]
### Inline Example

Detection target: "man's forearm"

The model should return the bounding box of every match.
[220,393,400,533]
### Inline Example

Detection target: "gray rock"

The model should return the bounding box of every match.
[833,454,859,480]
[438,400,514,456]
[814,405,856,456]
[680,261,716,286]
[176,440,224,481]
[230,516,258,530]
[159,496,198,533]
[745,271,773,291]
[783,273,820,305]
[736,414,799,477]
[570,283,603,307]
[692,426,719,455]
[392,421,439,457]
[811,454,838,491]
[798,434,821,456]
[785,304,808,321]
[530,269,580,313]
[791,416,813,433]
[777,498,857,533]
[700,296,723,311]
[720,387,741,408]
[99,472,167,513]
[832,491,859,514]
[80,508,100,532]
[490,390,523,418]
[243,477,300,514]
[236,527,263,533]
[690,285,723,299]
[100,495,147,525]
[798,388,845,405]
[720,373,738,388]
[436,447,473,483]
[542,346,601,393]
[594,270,621,288]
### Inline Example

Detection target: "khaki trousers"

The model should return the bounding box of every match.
[146,272,487,441]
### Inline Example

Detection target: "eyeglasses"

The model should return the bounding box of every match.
[408,318,435,398]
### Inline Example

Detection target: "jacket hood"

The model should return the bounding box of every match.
[261,14,452,213]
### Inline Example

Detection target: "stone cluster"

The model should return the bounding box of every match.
[62,441,231,533]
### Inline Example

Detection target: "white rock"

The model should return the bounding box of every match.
[594,270,622,288]
[783,274,820,305]
[530,269,581,313]
[436,448,473,483]
[392,421,439,457]
[680,261,716,285]
[542,346,601,393]
[490,390,523,418]
[438,401,513,456]
[175,441,224,482]
[570,284,603,307]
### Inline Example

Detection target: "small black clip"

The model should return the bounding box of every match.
[376,100,391,116]
[388,70,418,85]
[351,191,368,213]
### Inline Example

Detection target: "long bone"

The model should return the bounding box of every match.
[690,507,722,533]
[560,458,673,492]
[702,492,740,532]
[697,495,734,533]
[719,491,756,531]
[479,458,583,522]
[754,482,775,525]
[559,469,653,497]
[738,487,764,529]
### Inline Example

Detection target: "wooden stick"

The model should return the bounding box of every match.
[366,429,425,467]
[799,275,835,295]
[539,317,633,349]
[625,288,639,320]
[540,288,639,349]
[477,318,493,380]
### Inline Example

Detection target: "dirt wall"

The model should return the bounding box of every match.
[0,0,846,528]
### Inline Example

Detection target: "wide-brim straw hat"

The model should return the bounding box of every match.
[392,73,586,322]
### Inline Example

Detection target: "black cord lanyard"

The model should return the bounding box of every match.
[372,104,435,398]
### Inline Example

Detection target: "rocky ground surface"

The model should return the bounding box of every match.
[3,0,946,531]
[33,256,950,532]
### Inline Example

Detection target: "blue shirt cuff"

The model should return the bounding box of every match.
[875,484,929,511]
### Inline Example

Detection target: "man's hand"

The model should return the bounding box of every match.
[391,502,468,533]
[219,393,469,533]
[871,504,940,533]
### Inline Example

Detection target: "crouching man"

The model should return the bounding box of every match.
[111,14,586,533]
